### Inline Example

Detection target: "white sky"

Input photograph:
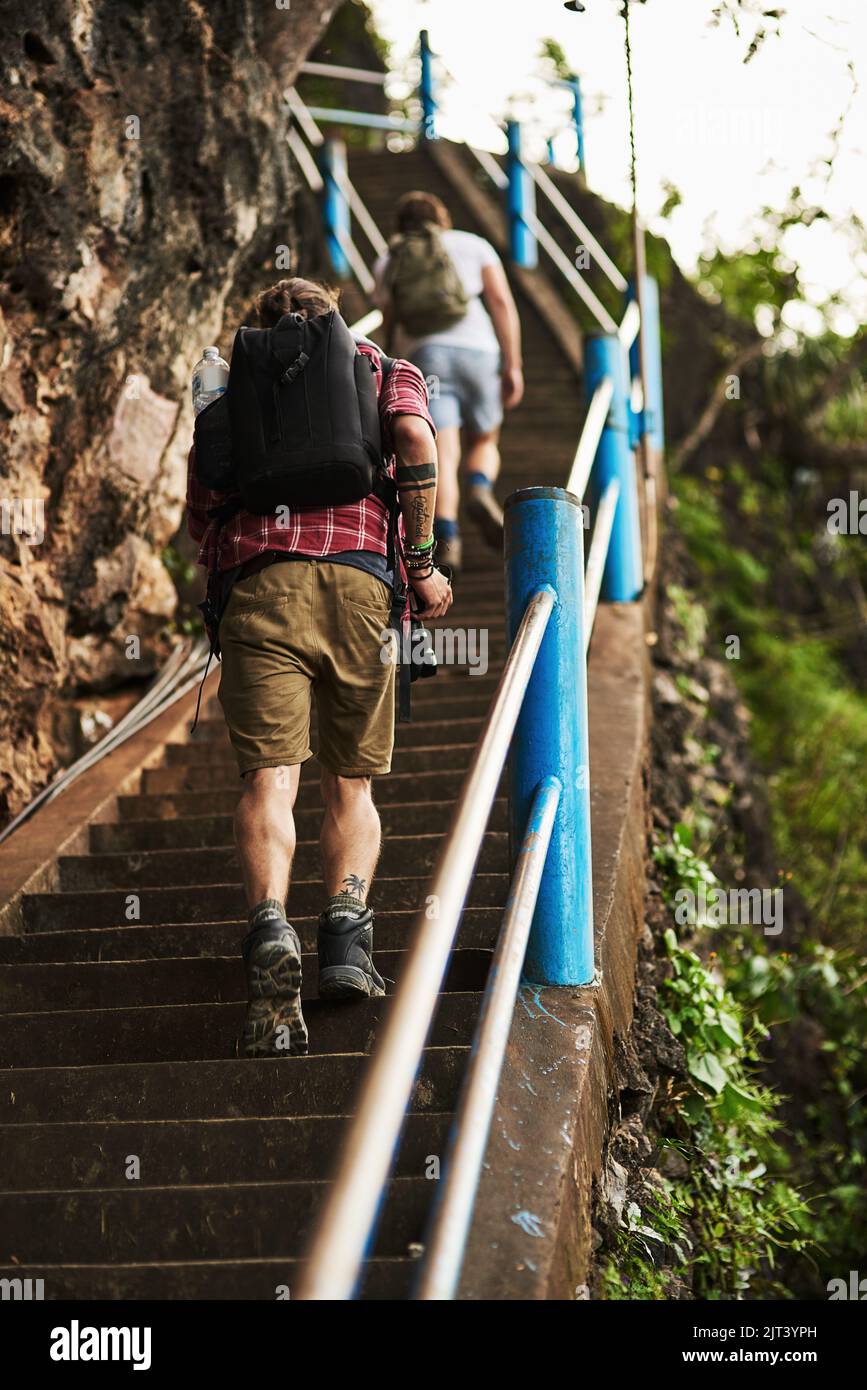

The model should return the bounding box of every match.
[367,0,867,334]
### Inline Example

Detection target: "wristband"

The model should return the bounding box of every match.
[404,535,435,556]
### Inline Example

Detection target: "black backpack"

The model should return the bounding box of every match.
[194,309,389,513]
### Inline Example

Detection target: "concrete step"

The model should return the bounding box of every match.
[165,719,490,764]
[141,743,480,792]
[22,873,508,931]
[118,765,505,818]
[58,832,507,891]
[0,1113,450,1189]
[0,1175,433,1263]
[0,1046,468,1123]
[0,949,490,1014]
[0,906,501,963]
[0,989,484,1067]
[190,696,497,743]
[90,798,507,853]
[0,1257,415,1300]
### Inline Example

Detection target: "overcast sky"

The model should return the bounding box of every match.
[367,0,866,334]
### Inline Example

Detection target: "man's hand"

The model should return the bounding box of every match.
[502,365,524,410]
[409,568,453,620]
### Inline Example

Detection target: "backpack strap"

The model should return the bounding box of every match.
[270,314,310,384]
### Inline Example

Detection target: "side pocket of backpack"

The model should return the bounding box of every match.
[193,393,235,491]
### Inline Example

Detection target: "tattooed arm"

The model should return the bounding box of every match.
[391,416,453,619]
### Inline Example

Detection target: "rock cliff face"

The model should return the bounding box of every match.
[0,0,337,823]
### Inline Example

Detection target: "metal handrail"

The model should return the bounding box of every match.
[619,298,641,349]
[286,126,324,192]
[0,636,209,846]
[284,85,324,147]
[415,773,563,1300]
[304,107,417,134]
[467,143,508,191]
[300,60,389,86]
[464,145,621,338]
[524,208,618,335]
[583,477,620,649]
[526,160,627,292]
[296,585,557,1301]
[285,88,388,300]
[567,376,614,499]
[350,308,384,338]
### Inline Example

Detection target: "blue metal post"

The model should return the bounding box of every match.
[567,76,585,174]
[627,276,665,455]
[419,29,437,140]
[506,120,537,269]
[319,138,350,279]
[504,487,593,985]
[584,334,643,601]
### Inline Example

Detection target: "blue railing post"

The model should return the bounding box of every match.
[627,276,665,456]
[319,138,350,279]
[506,120,538,270]
[567,75,585,175]
[504,487,593,985]
[419,29,437,140]
[584,334,643,602]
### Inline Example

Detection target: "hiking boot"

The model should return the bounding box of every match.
[466,483,504,549]
[240,916,307,1057]
[434,534,462,579]
[318,903,385,1000]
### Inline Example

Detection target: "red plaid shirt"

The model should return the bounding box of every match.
[186,344,435,573]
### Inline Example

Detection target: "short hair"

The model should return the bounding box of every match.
[255,277,341,327]
[395,190,453,233]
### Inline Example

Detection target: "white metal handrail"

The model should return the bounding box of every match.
[583,477,620,649]
[0,636,209,846]
[618,298,641,349]
[567,376,614,498]
[464,145,620,337]
[295,585,556,1301]
[526,160,627,292]
[285,88,388,300]
[284,85,324,147]
[350,308,384,338]
[467,143,508,190]
[415,773,563,1300]
[300,60,389,86]
[286,126,324,192]
[525,209,618,335]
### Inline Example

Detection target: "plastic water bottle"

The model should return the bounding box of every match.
[191,346,229,415]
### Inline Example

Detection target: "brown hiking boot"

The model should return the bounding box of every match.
[466,484,504,549]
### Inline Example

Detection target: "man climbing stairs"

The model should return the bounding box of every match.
[0,145,585,1299]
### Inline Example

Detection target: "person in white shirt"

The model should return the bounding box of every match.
[374,191,524,575]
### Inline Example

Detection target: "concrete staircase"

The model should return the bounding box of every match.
[0,145,583,1299]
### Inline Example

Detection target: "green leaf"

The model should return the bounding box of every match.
[688,1051,728,1094]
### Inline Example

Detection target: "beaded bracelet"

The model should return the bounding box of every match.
[404,535,435,557]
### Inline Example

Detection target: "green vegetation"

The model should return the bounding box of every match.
[600,816,813,1300]
[672,477,867,940]
[635,553,867,1295]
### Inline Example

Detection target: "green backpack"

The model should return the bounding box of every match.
[385,224,469,337]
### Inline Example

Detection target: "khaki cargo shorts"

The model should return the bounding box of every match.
[217,559,396,777]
